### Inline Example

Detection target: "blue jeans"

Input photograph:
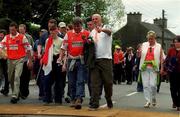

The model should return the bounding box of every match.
[67,59,85,100]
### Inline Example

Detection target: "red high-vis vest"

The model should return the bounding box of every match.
[114,52,120,64]
[6,34,26,59]
[66,30,89,57]
[113,51,124,64]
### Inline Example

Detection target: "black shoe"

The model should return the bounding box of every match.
[1,89,9,96]
[43,99,53,106]
[39,96,44,100]
[55,100,62,105]
[89,98,93,106]
[55,102,62,106]
[113,81,117,85]
[19,92,28,100]
[137,89,143,92]
[157,89,160,93]
[88,104,99,111]
[107,99,113,109]
[43,102,53,106]
[20,95,27,100]
[65,97,71,103]
[10,97,19,104]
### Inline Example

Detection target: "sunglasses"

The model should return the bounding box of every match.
[92,18,98,20]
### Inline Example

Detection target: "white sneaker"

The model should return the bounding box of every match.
[144,102,150,108]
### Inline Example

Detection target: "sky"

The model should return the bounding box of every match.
[121,0,180,35]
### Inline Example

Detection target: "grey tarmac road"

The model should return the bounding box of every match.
[0,80,179,116]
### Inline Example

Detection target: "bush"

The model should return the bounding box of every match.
[0,18,12,31]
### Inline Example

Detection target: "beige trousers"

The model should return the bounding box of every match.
[7,58,24,98]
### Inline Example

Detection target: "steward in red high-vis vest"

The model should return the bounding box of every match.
[5,34,27,60]
[0,22,32,104]
[58,17,90,110]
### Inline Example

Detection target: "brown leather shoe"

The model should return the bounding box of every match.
[177,107,180,111]
[172,104,177,108]
[75,98,82,109]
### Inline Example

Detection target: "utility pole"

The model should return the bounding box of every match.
[161,9,165,49]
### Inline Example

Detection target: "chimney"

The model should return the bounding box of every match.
[127,12,142,24]
[153,18,167,28]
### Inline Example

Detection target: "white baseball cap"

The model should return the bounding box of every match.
[58,22,66,28]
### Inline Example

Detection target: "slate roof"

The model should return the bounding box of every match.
[141,22,176,39]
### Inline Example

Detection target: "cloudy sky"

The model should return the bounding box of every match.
[121,0,180,35]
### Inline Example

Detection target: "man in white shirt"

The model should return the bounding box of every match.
[89,14,113,110]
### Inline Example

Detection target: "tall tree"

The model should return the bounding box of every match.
[0,0,4,17]
[3,0,32,24]
[1,0,59,27]
[78,0,107,17]
[57,0,107,23]
[105,0,125,31]
[0,0,124,31]
[30,0,59,28]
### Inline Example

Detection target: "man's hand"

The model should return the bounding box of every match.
[57,57,63,65]
[62,64,67,72]
[0,49,7,59]
[95,26,102,33]
[160,68,164,75]
[2,55,7,60]
[37,45,42,59]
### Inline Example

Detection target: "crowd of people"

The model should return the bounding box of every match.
[0,13,179,111]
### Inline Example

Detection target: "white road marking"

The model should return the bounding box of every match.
[100,101,116,108]
[99,92,137,108]
[126,92,138,97]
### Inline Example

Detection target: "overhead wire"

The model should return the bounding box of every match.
[122,0,165,23]
[124,0,161,18]
[122,0,179,34]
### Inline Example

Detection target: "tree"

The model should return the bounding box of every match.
[78,0,107,18]
[1,0,59,28]
[30,0,60,28]
[57,0,107,24]
[112,38,122,52]
[0,18,12,31]
[3,0,32,24]
[0,0,4,17]
[0,0,124,31]
[105,0,125,31]
[0,0,2,8]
